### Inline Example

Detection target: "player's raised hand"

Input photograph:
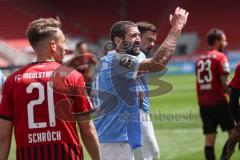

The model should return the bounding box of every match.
[169,7,189,30]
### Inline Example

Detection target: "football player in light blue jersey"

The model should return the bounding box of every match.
[134,22,160,160]
[92,7,189,160]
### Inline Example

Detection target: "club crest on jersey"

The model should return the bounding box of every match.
[119,55,134,69]
[223,62,230,72]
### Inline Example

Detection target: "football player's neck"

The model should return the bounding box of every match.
[208,45,218,51]
[34,46,54,62]
[36,53,54,62]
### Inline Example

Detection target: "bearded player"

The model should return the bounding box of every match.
[196,28,235,160]
[93,7,188,160]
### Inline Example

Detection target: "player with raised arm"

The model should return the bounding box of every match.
[195,28,235,160]
[92,7,188,160]
[0,17,101,160]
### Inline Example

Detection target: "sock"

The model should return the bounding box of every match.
[204,146,215,160]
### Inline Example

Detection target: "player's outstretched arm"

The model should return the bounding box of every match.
[139,7,189,73]
[0,118,13,160]
[77,114,101,160]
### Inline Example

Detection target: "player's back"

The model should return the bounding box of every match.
[196,50,230,106]
[1,61,90,160]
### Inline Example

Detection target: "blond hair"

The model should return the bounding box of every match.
[26,17,62,48]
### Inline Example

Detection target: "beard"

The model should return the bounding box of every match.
[127,42,141,56]
[129,46,140,56]
[118,40,140,56]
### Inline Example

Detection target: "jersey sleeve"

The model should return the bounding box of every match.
[0,77,13,121]
[218,55,230,75]
[230,64,240,90]
[137,52,146,62]
[70,72,93,113]
[112,54,139,79]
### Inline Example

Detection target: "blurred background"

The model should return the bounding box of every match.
[0,0,240,71]
[1,0,240,159]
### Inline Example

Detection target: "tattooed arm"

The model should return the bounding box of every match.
[139,7,189,73]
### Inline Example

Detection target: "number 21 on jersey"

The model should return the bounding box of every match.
[26,81,56,129]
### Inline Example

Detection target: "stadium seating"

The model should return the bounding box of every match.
[0,0,239,52]
[47,0,121,41]
[0,0,32,38]
[125,0,174,42]
[177,0,240,50]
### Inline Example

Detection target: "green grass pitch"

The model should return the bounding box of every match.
[8,74,240,159]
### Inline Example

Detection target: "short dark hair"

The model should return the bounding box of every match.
[136,21,157,35]
[110,21,136,42]
[207,28,225,46]
[76,40,86,49]
[26,17,62,48]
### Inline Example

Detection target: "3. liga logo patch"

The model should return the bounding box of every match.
[119,55,134,69]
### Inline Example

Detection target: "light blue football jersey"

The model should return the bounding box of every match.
[92,50,142,149]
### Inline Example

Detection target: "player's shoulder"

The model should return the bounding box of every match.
[136,51,146,62]
[196,50,214,60]
[117,54,138,71]
[6,63,34,81]
[103,50,137,62]
[67,68,83,79]
[196,53,212,63]
[57,63,83,79]
[6,61,60,81]
[101,50,115,61]
[199,50,227,61]
[84,52,95,57]
[101,50,138,71]
[211,50,227,59]
[50,64,85,90]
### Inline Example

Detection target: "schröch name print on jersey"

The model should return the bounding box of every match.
[28,130,61,143]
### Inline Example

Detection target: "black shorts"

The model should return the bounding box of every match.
[200,104,235,134]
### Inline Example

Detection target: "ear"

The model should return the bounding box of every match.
[49,40,57,53]
[213,40,220,47]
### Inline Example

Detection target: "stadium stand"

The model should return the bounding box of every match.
[0,0,239,67]
[47,0,121,41]
[177,0,240,50]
